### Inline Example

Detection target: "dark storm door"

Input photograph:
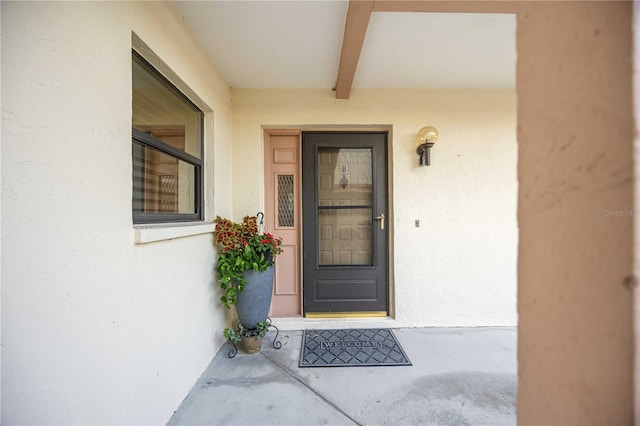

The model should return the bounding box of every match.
[302,132,388,314]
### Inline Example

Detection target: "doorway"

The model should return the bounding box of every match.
[302,132,389,315]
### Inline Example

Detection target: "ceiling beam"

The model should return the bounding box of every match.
[334,0,520,99]
[335,0,374,99]
[373,0,521,14]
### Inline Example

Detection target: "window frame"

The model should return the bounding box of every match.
[131,50,204,224]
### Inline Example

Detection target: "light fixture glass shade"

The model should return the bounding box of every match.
[417,126,439,145]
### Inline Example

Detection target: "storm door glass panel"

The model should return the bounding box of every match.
[316,148,373,266]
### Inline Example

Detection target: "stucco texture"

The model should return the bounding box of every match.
[1,2,233,424]
[517,1,634,424]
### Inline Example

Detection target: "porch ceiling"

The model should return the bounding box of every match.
[172,0,516,97]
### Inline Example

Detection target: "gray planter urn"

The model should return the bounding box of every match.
[235,265,274,329]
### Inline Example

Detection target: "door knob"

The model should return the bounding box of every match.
[374,213,385,230]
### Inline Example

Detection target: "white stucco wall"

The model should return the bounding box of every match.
[232,88,517,327]
[1,2,232,424]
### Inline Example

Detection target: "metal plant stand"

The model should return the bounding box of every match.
[227,317,282,358]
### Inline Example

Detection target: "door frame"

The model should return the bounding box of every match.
[302,131,389,315]
[263,126,395,319]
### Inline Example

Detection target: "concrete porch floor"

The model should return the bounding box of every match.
[168,327,517,426]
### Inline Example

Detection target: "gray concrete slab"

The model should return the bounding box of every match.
[168,327,517,426]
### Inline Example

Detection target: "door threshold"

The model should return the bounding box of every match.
[271,315,396,331]
[305,311,387,319]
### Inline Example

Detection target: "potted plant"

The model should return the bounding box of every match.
[213,214,282,354]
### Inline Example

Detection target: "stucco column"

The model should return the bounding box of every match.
[517,1,634,424]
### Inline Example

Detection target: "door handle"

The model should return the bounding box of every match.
[374,213,385,230]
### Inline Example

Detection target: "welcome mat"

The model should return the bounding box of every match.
[299,328,412,367]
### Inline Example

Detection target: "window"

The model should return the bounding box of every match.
[132,51,203,223]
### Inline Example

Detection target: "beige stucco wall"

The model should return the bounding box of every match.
[2,2,232,424]
[232,88,518,327]
[517,1,634,423]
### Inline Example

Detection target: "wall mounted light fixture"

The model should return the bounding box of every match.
[416,126,439,166]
